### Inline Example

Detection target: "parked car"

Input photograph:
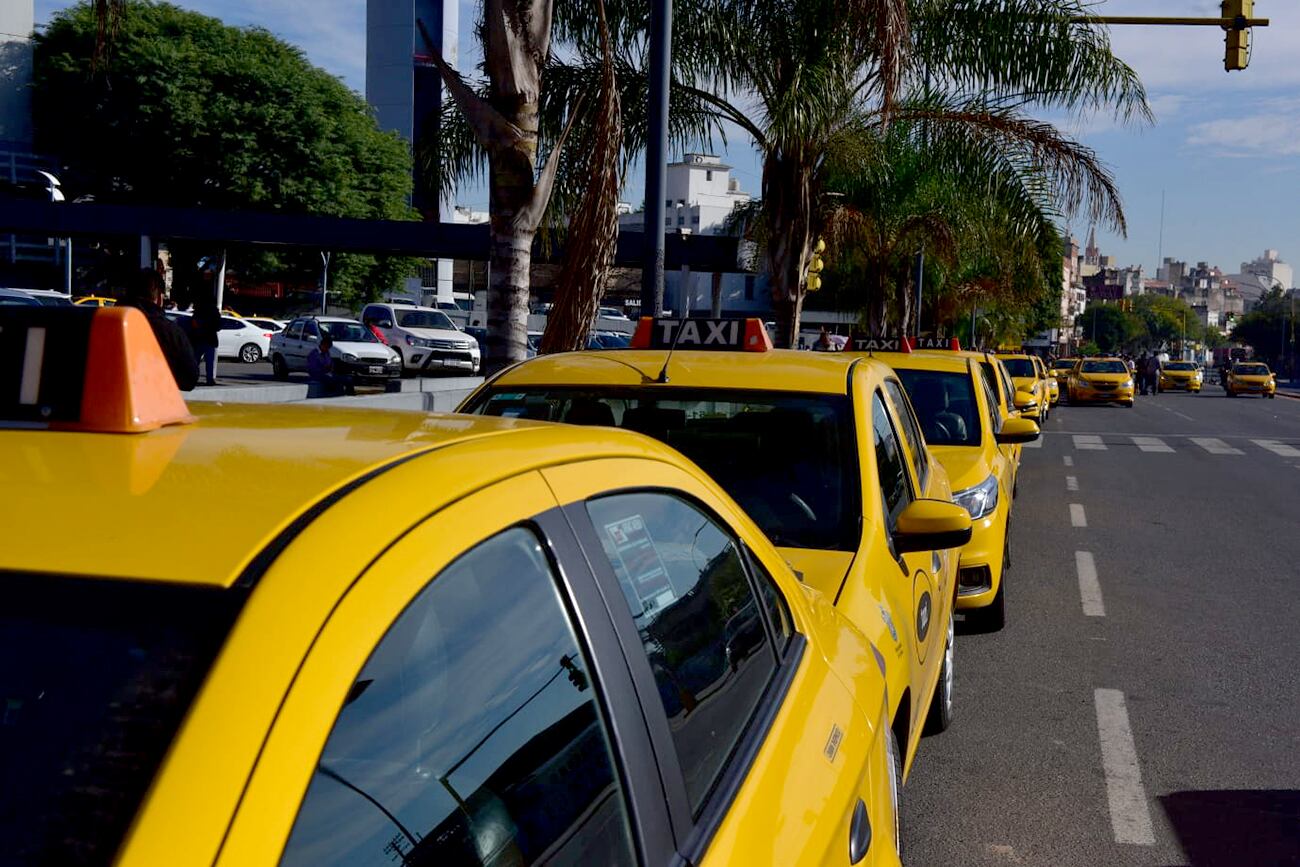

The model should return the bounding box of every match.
[360,302,481,374]
[245,317,285,333]
[9,288,75,306]
[0,288,41,306]
[269,316,401,382]
[168,311,274,363]
[597,305,629,320]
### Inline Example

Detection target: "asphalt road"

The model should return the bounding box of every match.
[902,387,1300,866]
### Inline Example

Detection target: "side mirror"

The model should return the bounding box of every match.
[1013,389,1037,410]
[305,334,319,342]
[378,319,394,328]
[894,500,972,554]
[996,416,1040,444]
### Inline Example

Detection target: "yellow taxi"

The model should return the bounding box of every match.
[951,349,1026,487]
[1035,356,1060,405]
[462,319,973,783]
[1224,361,1277,398]
[73,294,118,307]
[853,345,1039,630]
[1,307,908,866]
[1157,360,1203,393]
[995,353,1049,423]
[1049,357,1077,392]
[1066,357,1136,407]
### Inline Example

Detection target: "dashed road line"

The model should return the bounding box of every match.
[1070,503,1088,527]
[1073,434,1107,451]
[1063,455,1074,467]
[1191,437,1243,455]
[1094,689,1156,846]
[1066,475,1079,491]
[1075,551,1104,616]
[1171,409,1195,421]
[1252,439,1300,458]
[1131,436,1174,453]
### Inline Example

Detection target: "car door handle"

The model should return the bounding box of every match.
[849,797,872,864]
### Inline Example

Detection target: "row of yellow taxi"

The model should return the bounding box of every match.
[2,307,1050,866]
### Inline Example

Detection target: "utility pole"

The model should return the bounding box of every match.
[1071,5,1268,71]
[641,0,672,318]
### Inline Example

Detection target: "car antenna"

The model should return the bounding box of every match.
[655,317,688,383]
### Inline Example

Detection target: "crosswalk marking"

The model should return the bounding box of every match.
[1252,439,1300,458]
[1190,437,1243,455]
[1073,434,1107,451]
[1066,475,1079,491]
[1131,436,1174,453]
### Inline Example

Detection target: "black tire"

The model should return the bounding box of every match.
[271,354,289,381]
[1268,393,1276,399]
[923,611,955,735]
[239,343,262,364]
[887,728,903,858]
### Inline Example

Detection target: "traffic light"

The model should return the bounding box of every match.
[806,238,826,292]
[1222,0,1252,71]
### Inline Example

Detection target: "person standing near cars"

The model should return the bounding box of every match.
[119,268,199,391]
[190,288,221,386]
[307,333,354,396]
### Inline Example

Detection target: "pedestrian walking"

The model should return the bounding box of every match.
[1147,354,1161,394]
[1136,353,1149,395]
[190,289,221,386]
[118,268,199,391]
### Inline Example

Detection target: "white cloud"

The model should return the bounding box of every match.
[1187,109,1300,157]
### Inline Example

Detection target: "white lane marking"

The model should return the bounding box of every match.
[1131,436,1174,453]
[1252,439,1300,458]
[1074,434,1108,451]
[1094,689,1156,846]
[1070,503,1088,527]
[1063,455,1074,467]
[19,327,46,405]
[1191,437,1244,455]
[1066,475,1079,491]
[1022,436,1043,449]
[1172,410,1195,421]
[1076,551,1105,616]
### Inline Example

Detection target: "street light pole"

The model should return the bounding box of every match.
[37,171,70,295]
[641,0,672,319]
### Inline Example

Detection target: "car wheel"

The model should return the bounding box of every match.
[1124,400,1134,408]
[271,354,288,381]
[239,343,262,364]
[923,610,955,735]
[392,347,413,377]
[1268,393,1276,399]
[886,727,903,858]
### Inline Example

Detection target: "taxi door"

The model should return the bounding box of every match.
[216,468,674,866]
[543,457,899,867]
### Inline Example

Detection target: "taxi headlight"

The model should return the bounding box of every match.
[342,352,358,362]
[1122,379,1133,389]
[953,474,999,521]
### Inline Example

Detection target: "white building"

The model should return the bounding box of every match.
[619,153,751,236]
[1230,249,1293,307]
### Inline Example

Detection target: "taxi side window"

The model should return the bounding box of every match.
[871,393,914,533]
[280,527,635,867]
[883,379,930,491]
[976,367,1002,434]
[585,493,779,818]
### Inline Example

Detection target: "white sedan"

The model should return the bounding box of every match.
[168,312,275,363]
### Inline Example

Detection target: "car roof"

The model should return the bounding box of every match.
[871,350,972,373]
[1,405,685,589]
[489,348,868,394]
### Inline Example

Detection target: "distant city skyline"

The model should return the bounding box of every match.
[33,0,1300,277]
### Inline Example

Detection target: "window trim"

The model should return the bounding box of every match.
[882,376,930,492]
[871,390,916,532]
[562,490,805,858]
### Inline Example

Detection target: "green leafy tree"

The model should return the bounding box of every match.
[33,0,416,306]
[1231,287,1297,368]
[1084,303,1141,354]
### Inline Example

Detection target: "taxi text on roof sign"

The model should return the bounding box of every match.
[631,317,773,351]
[1,306,193,433]
[841,334,961,352]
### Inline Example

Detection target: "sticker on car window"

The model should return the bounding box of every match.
[602,514,675,614]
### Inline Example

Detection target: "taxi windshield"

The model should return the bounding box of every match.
[320,321,378,343]
[1164,362,1197,371]
[1000,358,1036,378]
[0,574,240,862]
[471,387,860,551]
[894,369,982,446]
[1235,364,1269,375]
[1080,360,1127,374]
[1052,359,1075,370]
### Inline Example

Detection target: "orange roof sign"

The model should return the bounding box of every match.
[631,317,773,352]
[2,306,193,433]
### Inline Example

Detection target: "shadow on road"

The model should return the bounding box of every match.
[1159,789,1300,866]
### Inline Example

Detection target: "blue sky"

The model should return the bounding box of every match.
[34,0,1300,280]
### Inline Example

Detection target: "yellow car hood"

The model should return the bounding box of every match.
[929,445,991,493]
[777,547,855,602]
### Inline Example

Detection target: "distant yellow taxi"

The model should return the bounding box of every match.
[1049,357,1077,391]
[995,353,1049,423]
[73,294,117,307]
[1,307,907,866]
[1035,356,1060,404]
[463,319,972,785]
[1067,357,1136,407]
[1225,361,1277,398]
[951,349,1026,487]
[1158,360,1203,393]
[864,347,1039,630]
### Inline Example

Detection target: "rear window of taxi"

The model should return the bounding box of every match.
[0,573,240,863]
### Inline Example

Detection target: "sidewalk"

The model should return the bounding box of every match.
[185,375,483,412]
[1277,384,1300,400]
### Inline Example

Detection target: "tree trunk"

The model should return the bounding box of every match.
[763,151,815,348]
[865,266,889,336]
[485,220,533,372]
[895,275,914,338]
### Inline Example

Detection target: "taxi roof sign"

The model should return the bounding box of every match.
[631,317,772,352]
[841,334,960,352]
[1,306,193,433]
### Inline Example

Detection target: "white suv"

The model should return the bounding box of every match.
[360,302,481,374]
